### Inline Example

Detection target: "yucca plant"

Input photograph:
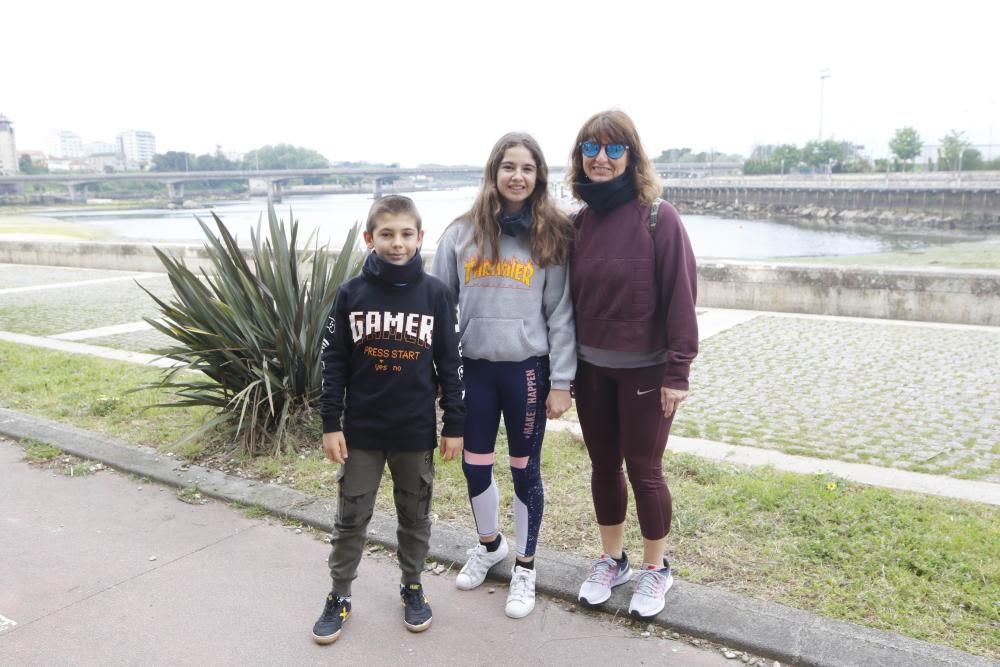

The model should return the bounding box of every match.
[140,201,366,457]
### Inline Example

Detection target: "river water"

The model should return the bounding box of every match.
[34,188,968,259]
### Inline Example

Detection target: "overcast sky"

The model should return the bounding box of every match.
[6,0,999,165]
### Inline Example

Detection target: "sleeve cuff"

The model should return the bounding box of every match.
[322,416,342,433]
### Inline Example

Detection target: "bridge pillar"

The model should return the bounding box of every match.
[167,182,185,204]
[372,177,384,199]
[66,183,89,201]
[268,180,283,203]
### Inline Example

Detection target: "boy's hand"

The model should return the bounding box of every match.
[439,436,463,461]
[322,431,348,464]
[545,389,572,419]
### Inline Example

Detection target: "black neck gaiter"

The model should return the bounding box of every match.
[498,208,532,237]
[575,170,639,213]
[362,250,424,286]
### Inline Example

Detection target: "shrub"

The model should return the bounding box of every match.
[140,202,365,456]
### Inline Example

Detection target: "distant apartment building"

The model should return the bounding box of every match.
[84,141,117,156]
[87,152,124,173]
[47,130,84,159]
[0,113,19,175]
[116,130,156,169]
[47,158,90,172]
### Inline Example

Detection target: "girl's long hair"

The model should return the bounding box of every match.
[567,109,662,204]
[452,132,573,267]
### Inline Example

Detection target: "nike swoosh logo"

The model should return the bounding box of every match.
[636,388,657,396]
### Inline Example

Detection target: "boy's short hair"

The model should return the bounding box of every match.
[366,195,422,233]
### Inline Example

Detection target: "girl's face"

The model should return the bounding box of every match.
[496,144,537,213]
[582,139,628,182]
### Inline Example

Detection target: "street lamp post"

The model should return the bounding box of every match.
[818,69,831,141]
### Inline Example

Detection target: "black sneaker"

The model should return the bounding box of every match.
[312,592,351,644]
[400,583,433,632]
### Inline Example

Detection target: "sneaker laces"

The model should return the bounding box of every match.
[320,594,343,621]
[509,567,533,601]
[634,569,666,598]
[585,556,618,585]
[402,587,425,608]
[463,544,489,569]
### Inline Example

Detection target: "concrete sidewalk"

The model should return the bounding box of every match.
[1,409,993,667]
[0,438,733,667]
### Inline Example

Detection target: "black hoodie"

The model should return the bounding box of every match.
[319,251,465,451]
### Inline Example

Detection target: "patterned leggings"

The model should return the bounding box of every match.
[461,356,549,558]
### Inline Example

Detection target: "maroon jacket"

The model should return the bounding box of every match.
[570,199,698,390]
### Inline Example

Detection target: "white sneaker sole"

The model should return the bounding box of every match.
[628,572,674,619]
[505,599,535,619]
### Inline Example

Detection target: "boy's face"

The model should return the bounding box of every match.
[364,213,423,265]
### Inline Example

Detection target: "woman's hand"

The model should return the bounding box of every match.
[660,387,688,419]
[546,388,572,419]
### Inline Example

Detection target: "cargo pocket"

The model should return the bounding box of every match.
[417,470,435,520]
[335,462,377,531]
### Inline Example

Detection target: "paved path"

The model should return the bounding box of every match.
[0,439,733,666]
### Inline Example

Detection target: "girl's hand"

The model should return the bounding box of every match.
[545,389,572,419]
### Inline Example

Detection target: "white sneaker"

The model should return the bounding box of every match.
[578,553,633,605]
[505,564,536,618]
[628,565,673,619]
[455,535,509,591]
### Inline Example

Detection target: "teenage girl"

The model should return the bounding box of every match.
[431,132,576,619]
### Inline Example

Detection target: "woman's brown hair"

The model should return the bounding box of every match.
[453,132,573,268]
[567,109,662,204]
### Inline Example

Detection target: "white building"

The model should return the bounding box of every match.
[0,113,19,175]
[47,130,84,159]
[116,130,156,169]
[84,141,117,156]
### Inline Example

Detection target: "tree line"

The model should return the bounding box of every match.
[745,128,999,175]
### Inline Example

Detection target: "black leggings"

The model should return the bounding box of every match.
[575,360,673,540]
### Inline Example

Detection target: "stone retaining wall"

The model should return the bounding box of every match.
[698,262,1000,326]
[2,240,998,326]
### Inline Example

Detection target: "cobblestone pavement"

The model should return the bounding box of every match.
[84,328,176,354]
[0,269,171,337]
[0,265,146,290]
[669,316,1000,482]
[2,262,999,482]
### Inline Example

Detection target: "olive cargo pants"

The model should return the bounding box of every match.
[327,448,435,596]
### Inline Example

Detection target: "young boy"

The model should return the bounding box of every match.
[313,195,464,644]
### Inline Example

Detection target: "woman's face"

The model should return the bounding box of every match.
[582,140,628,182]
[496,144,538,213]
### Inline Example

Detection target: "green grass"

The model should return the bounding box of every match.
[23,439,62,462]
[0,340,213,450]
[1,341,997,659]
[775,239,1000,269]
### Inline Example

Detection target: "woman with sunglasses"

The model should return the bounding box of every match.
[431,132,576,618]
[568,110,698,620]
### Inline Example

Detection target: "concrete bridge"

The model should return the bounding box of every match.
[0,162,743,204]
[0,167,488,203]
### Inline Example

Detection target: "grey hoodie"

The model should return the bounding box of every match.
[431,218,576,390]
